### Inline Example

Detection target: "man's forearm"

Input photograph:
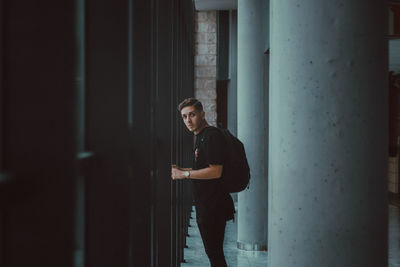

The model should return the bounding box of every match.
[171,165,222,180]
[188,165,222,180]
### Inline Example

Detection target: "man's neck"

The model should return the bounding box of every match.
[194,121,209,135]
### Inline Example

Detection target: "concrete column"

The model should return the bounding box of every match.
[237,0,268,251]
[269,1,388,266]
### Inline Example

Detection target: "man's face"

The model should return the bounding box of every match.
[181,105,205,133]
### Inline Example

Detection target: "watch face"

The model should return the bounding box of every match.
[185,171,189,177]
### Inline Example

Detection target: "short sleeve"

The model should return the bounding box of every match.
[204,130,226,165]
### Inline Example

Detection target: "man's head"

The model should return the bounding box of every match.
[178,98,206,134]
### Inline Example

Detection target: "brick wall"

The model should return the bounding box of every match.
[194,11,217,126]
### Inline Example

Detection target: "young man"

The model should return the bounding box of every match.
[171,98,234,267]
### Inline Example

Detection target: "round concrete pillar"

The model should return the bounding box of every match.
[237,0,268,251]
[269,1,388,266]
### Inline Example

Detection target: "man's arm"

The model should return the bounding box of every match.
[171,164,222,180]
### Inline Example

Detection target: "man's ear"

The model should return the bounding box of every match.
[201,111,205,120]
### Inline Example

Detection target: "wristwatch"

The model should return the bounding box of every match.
[184,171,190,178]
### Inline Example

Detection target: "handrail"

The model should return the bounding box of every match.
[76,152,94,176]
[77,151,94,160]
[0,171,14,189]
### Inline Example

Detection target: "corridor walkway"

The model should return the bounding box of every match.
[182,204,268,267]
[183,204,400,267]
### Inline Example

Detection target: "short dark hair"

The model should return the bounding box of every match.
[177,98,203,112]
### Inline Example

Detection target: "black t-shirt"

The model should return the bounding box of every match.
[192,126,235,224]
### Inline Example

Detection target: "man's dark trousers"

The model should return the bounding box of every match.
[198,219,228,267]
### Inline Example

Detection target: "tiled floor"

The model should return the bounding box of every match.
[182,206,268,267]
[183,204,400,267]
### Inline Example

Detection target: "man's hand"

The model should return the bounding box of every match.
[171,165,185,180]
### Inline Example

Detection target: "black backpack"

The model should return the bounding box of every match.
[217,128,251,193]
